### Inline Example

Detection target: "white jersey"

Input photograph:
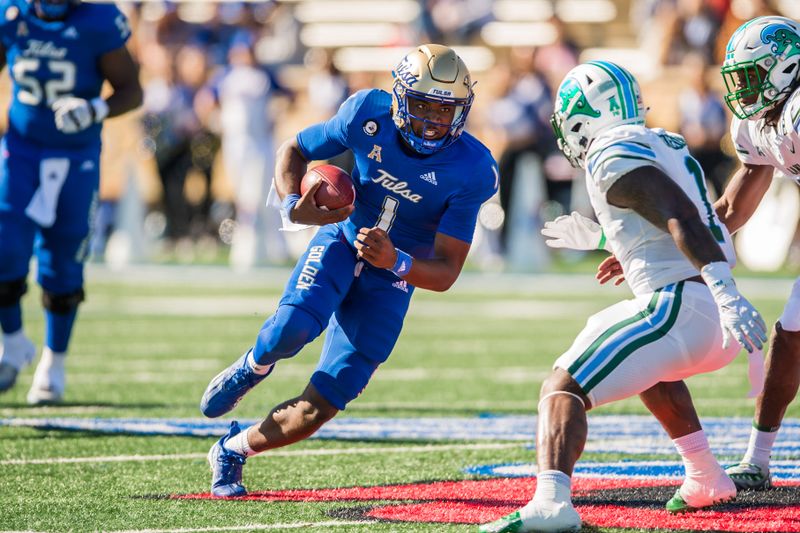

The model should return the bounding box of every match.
[731,88,800,179]
[585,125,735,296]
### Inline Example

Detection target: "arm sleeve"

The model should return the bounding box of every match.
[296,90,366,161]
[437,159,499,243]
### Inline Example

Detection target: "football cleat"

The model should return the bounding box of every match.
[27,351,65,405]
[478,501,581,533]
[200,349,273,418]
[666,472,736,513]
[208,421,248,497]
[0,335,36,393]
[725,462,772,491]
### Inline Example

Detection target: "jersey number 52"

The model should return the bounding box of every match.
[13,58,75,106]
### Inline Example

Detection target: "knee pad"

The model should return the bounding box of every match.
[42,288,85,315]
[255,305,323,364]
[0,277,27,307]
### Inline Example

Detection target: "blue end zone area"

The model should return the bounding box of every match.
[464,460,800,482]
[1,415,799,459]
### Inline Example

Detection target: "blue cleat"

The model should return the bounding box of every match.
[208,421,248,497]
[200,349,272,418]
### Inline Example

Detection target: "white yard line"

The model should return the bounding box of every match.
[110,521,369,533]
[0,442,518,466]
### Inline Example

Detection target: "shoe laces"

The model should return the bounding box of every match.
[223,365,257,391]
[215,447,246,486]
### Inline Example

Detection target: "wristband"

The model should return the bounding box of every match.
[700,261,734,295]
[389,248,412,277]
[281,193,301,221]
[90,97,109,123]
[597,229,607,251]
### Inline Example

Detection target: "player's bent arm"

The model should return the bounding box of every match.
[354,228,469,292]
[605,165,727,269]
[713,163,774,234]
[98,46,143,118]
[400,232,469,292]
[275,138,353,225]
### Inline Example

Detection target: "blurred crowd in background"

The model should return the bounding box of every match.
[40,0,800,272]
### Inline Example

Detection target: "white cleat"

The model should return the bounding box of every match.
[0,334,36,393]
[479,500,581,533]
[666,471,737,513]
[27,349,66,405]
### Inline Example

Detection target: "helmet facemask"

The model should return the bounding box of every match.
[722,16,800,120]
[391,44,474,155]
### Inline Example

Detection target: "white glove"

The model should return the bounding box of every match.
[701,261,768,353]
[52,97,109,134]
[541,212,610,251]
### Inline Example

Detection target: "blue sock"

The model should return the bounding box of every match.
[0,304,22,334]
[45,308,78,353]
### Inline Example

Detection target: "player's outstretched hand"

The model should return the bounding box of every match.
[354,227,395,269]
[52,97,106,134]
[290,179,354,226]
[701,262,768,353]
[541,212,608,251]
[596,255,626,286]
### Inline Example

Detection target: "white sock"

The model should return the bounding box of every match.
[1,329,32,369]
[223,426,258,457]
[39,347,66,370]
[531,470,572,506]
[673,430,721,479]
[246,349,273,376]
[742,424,778,471]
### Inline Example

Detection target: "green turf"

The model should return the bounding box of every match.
[0,268,796,532]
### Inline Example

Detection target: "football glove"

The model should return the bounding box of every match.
[52,97,109,134]
[541,212,610,251]
[701,261,768,353]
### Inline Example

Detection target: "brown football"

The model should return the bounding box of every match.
[300,164,356,210]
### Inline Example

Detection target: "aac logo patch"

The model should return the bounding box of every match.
[362,120,379,136]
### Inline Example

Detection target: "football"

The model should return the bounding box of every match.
[300,164,356,210]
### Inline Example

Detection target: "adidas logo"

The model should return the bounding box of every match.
[392,280,409,293]
[80,160,95,171]
[419,171,437,185]
[62,26,79,39]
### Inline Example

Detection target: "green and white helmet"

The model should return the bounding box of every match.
[550,61,645,168]
[722,16,800,120]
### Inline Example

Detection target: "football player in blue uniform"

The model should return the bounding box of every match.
[200,44,498,497]
[0,0,142,404]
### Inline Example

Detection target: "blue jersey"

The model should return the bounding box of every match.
[297,89,498,259]
[0,0,129,148]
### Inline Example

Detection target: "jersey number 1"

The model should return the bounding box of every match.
[684,156,725,243]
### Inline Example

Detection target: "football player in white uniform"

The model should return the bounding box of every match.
[712,16,800,491]
[479,61,767,533]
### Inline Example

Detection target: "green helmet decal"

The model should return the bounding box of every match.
[558,78,601,119]
[762,25,800,59]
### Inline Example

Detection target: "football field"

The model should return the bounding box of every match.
[1,265,799,532]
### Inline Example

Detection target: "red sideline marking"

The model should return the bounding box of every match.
[177,478,800,532]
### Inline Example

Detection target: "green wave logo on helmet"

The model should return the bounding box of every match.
[558,78,601,119]
[762,26,800,59]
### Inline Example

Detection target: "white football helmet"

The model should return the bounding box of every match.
[722,16,800,120]
[550,61,645,168]
[391,44,474,155]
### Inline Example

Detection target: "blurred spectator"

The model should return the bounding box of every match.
[304,48,350,120]
[201,35,293,269]
[655,0,723,65]
[678,53,732,198]
[418,0,493,45]
[532,16,580,94]
[485,49,571,254]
